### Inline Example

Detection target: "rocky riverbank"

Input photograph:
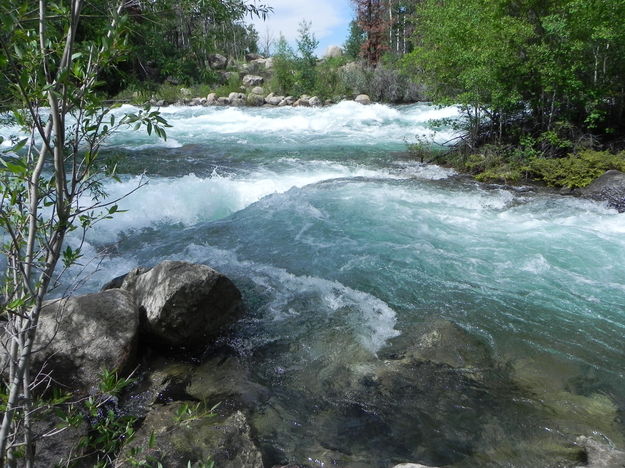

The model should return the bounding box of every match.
[4,260,625,467]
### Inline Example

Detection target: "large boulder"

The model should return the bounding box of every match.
[208,53,228,70]
[266,94,284,106]
[9,289,140,392]
[120,404,263,468]
[309,96,322,107]
[242,74,264,87]
[122,261,243,349]
[246,93,265,107]
[217,97,230,106]
[355,94,371,105]
[579,170,625,212]
[228,92,246,101]
[251,86,264,95]
[206,93,218,105]
[324,45,343,59]
[245,53,263,62]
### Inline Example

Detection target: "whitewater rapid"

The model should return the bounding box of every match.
[3,100,625,466]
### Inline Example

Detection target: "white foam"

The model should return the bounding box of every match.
[177,245,400,353]
[103,101,462,148]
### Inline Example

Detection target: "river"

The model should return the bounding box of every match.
[4,101,625,467]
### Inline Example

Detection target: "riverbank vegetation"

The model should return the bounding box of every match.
[400,0,625,187]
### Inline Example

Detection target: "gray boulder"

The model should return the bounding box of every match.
[242,74,264,87]
[251,86,264,95]
[579,170,625,212]
[206,93,218,105]
[355,94,371,105]
[324,45,343,59]
[246,93,265,107]
[266,95,284,106]
[217,97,230,106]
[245,53,263,62]
[208,53,228,70]
[294,97,310,107]
[309,96,322,107]
[125,261,243,349]
[228,92,246,101]
[24,289,138,392]
[121,405,263,468]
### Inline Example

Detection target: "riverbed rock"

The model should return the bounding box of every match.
[206,93,218,105]
[309,96,322,107]
[20,289,139,392]
[294,97,310,107]
[576,436,625,468]
[208,53,228,70]
[393,464,441,468]
[242,74,264,87]
[579,170,625,212]
[126,261,243,349]
[217,96,230,106]
[355,94,371,105]
[247,93,265,107]
[251,86,264,95]
[228,92,246,101]
[120,404,263,468]
[186,354,269,409]
[266,95,284,106]
[381,319,494,371]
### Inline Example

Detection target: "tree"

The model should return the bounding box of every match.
[272,34,297,95]
[0,1,168,465]
[405,0,625,149]
[295,20,319,94]
[352,0,389,66]
[344,20,366,59]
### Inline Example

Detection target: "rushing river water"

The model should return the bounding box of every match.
[4,101,625,467]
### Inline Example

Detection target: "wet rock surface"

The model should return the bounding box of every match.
[121,404,263,468]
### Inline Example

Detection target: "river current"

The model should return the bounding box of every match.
[3,101,625,467]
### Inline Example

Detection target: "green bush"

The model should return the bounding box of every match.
[528,150,625,188]
[213,74,243,97]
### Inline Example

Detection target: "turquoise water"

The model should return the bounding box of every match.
[5,102,625,466]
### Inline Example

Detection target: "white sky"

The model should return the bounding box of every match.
[248,0,354,56]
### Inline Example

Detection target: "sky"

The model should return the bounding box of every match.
[247,0,355,57]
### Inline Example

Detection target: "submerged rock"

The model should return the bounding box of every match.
[576,436,625,468]
[120,404,263,468]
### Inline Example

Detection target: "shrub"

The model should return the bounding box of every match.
[528,150,625,188]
